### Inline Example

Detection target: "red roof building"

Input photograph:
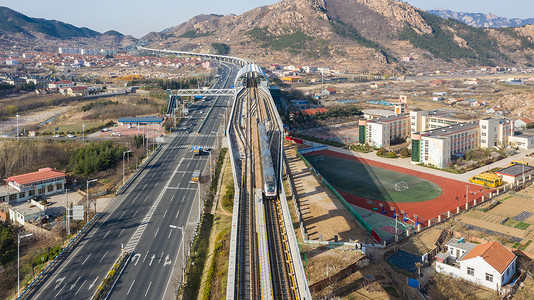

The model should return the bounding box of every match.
[301,108,329,116]
[6,167,66,192]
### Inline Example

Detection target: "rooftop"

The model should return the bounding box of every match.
[496,165,534,177]
[362,109,396,118]
[118,116,164,123]
[423,121,479,138]
[6,167,65,185]
[460,241,516,274]
[10,200,44,216]
[446,238,477,252]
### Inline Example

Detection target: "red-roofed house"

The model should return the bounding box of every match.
[301,107,328,116]
[48,80,75,89]
[1,168,66,203]
[514,118,534,129]
[435,238,516,291]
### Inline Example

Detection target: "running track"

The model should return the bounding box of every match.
[315,150,495,227]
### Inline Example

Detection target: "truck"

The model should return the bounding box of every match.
[191,145,202,155]
[191,170,201,183]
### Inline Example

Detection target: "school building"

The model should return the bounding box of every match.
[358,114,411,148]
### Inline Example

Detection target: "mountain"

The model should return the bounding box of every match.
[0,6,101,39]
[143,0,534,72]
[428,8,534,28]
[0,6,138,50]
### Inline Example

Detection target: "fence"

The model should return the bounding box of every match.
[18,213,101,299]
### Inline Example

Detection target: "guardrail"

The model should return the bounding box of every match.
[92,251,132,300]
[18,213,102,299]
[115,145,162,195]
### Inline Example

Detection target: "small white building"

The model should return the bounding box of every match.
[436,239,516,291]
[509,134,534,149]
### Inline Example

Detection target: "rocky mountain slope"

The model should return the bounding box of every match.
[143,0,534,72]
[428,8,534,28]
[0,6,136,49]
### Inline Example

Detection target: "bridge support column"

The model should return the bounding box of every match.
[438,215,442,222]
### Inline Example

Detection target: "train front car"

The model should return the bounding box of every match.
[258,123,278,199]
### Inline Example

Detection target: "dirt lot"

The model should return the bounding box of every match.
[285,142,366,243]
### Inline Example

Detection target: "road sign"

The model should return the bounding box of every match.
[72,205,84,220]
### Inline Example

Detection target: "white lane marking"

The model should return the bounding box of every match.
[149,254,155,266]
[70,276,81,290]
[145,281,152,297]
[88,276,99,290]
[103,230,110,239]
[133,209,138,217]
[131,253,141,265]
[164,255,171,266]
[159,252,164,264]
[120,211,126,219]
[99,251,108,262]
[168,230,172,239]
[170,194,175,202]
[55,282,66,297]
[154,182,158,187]
[143,183,148,189]
[163,209,167,218]
[127,280,136,295]
[181,195,186,203]
[118,228,125,237]
[154,228,159,237]
[175,210,180,219]
[54,277,65,290]
[81,253,91,265]
[75,280,86,295]
[143,250,149,262]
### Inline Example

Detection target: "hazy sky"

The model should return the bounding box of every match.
[1,0,533,38]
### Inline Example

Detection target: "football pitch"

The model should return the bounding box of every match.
[305,154,442,203]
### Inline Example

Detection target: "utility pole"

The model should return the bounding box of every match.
[18,233,33,297]
[123,150,132,185]
[66,189,70,236]
[16,114,20,141]
[86,179,98,223]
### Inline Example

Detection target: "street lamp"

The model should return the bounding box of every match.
[18,232,33,297]
[82,123,85,142]
[65,189,70,236]
[123,150,132,185]
[86,179,98,223]
[195,181,201,222]
[169,225,185,288]
[16,114,20,141]
[146,131,155,158]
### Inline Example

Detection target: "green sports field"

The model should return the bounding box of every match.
[305,154,442,203]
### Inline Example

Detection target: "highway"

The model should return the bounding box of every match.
[22,62,238,300]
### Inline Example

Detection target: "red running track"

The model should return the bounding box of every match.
[316,150,495,227]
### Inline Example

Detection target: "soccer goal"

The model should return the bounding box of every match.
[395,181,409,191]
[314,155,325,162]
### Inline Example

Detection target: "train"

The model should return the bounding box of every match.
[258,122,277,199]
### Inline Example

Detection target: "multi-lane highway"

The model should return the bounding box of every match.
[21,63,238,300]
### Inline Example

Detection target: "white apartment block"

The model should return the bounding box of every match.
[409,110,465,134]
[358,114,410,148]
[479,118,514,148]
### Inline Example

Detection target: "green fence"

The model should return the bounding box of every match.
[297,152,373,235]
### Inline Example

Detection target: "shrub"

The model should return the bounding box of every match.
[387,151,397,158]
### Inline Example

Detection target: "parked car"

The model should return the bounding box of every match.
[67,134,75,138]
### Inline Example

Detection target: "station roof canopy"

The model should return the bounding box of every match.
[118,117,164,123]
[235,64,269,86]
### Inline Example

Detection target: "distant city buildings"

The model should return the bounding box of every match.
[58,47,117,56]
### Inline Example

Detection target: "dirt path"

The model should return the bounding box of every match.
[0,106,69,136]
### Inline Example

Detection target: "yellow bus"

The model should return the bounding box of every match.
[509,160,529,167]
[468,173,502,187]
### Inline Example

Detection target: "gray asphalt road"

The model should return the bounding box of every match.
[23,63,238,300]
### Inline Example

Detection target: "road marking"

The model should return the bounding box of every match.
[88,276,99,290]
[159,252,164,263]
[145,281,152,297]
[127,280,136,295]
[99,251,108,262]
[75,280,86,295]
[131,253,141,266]
[103,230,110,239]
[164,255,171,266]
[163,209,167,218]
[175,210,180,219]
[118,228,125,237]
[54,277,65,290]
[154,228,159,237]
[70,276,81,290]
[167,187,197,190]
[155,182,158,187]
[120,211,126,219]
[133,209,138,217]
[82,253,91,265]
[143,251,149,262]
[170,194,175,202]
[143,183,148,189]
[168,230,172,239]
[55,282,66,298]
[181,195,186,203]
[149,254,155,266]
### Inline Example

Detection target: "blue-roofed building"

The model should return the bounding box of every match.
[118,116,164,126]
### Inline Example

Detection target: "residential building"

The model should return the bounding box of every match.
[479,118,513,148]
[514,118,534,129]
[362,109,396,120]
[0,167,66,203]
[9,199,47,225]
[358,114,410,148]
[509,131,534,149]
[48,80,75,89]
[435,239,516,291]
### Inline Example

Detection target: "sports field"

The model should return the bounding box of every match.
[304,154,442,203]
[302,149,494,232]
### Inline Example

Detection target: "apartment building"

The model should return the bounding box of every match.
[479,118,514,148]
[358,114,410,148]
[409,110,466,134]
